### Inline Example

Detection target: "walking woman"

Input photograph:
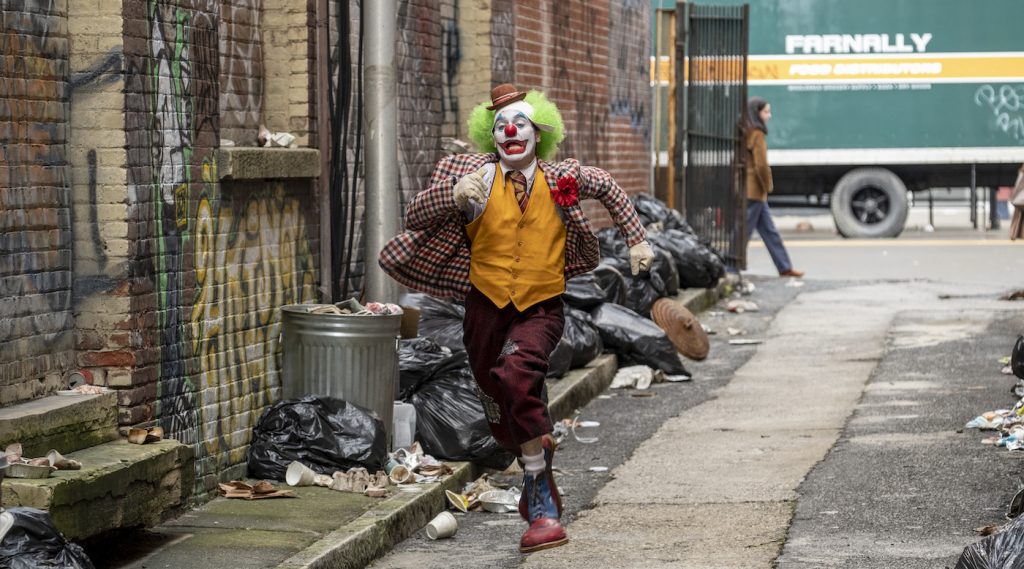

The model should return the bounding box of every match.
[743,97,803,277]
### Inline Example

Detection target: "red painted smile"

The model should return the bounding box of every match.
[502,141,527,154]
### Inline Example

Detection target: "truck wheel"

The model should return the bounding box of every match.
[830,168,909,238]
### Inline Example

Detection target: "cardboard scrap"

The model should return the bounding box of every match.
[218,480,296,500]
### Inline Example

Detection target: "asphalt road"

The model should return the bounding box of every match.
[746,208,1024,288]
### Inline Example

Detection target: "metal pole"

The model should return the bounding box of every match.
[316,0,332,302]
[363,0,400,303]
[928,188,934,229]
[989,186,1000,230]
[970,163,978,229]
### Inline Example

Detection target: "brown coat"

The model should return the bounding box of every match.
[745,129,773,201]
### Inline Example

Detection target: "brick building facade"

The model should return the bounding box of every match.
[1,0,649,501]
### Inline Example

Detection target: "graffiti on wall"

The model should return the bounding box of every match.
[120,0,316,495]
[191,172,317,468]
[608,0,650,142]
[490,0,514,86]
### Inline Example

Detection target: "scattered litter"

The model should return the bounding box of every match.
[611,365,664,390]
[729,339,763,345]
[218,480,295,500]
[726,299,759,313]
[965,411,1011,430]
[57,384,108,396]
[478,489,518,513]
[257,124,297,148]
[446,490,470,512]
[738,280,756,295]
[425,511,458,540]
[570,416,599,444]
[1005,365,1016,376]
[588,466,609,472]
[785,278,805,288]
[597,394,614,399]
[727,327,745,336]
[665,374,692,382]
[126,426,163,445]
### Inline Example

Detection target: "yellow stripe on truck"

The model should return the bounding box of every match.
[651,54,1024,85]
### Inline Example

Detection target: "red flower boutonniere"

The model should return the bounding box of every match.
[553,176,579,207]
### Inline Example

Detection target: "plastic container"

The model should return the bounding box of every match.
[281,305,401,439]
[392,402,417,450]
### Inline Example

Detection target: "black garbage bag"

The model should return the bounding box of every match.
[547,335,573,379]
[593,263,628,306]
[564,306,603,367]
[632,193,693,233]
[1012,335,1024,380]
[406,365,514,470]
[248,396,388,480]
[564,273,608,310]
[400,293,466,351]
[656,229,726,289]
[0,508,94,569]
[398,337,467,398]
[955,514,1024,569]
[590,303,691,376]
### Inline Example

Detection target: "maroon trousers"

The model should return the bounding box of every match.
[463,286,565,453]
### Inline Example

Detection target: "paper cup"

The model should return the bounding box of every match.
[425,511,458,540]
[285,461,317,487]
[388,464,412,485]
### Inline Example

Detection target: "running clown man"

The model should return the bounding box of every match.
[379,84,655,552]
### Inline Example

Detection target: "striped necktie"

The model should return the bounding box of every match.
[509,170,528,212]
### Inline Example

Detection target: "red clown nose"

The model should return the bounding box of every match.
[504,123,517,138]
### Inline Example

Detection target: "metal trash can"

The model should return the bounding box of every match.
[281,305,401,441]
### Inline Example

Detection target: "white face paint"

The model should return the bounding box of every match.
[493,106,539,170]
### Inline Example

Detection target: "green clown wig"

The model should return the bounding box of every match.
[467,90,565,161]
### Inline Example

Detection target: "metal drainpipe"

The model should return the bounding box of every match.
[363,0,401,303]
[316,0,332,302]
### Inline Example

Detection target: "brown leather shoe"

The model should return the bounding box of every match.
[519,518,568,553]
[779,269,804,278]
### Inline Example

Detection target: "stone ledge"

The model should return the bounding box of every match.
[0,392,119,457]
[1,439,194,540]
[217,147,320,180]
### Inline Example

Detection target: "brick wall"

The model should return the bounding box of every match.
[121,0,318,499]
[0,0,75,405]
[511,0,651,228]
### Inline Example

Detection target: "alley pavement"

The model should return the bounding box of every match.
[86,275,1024,569]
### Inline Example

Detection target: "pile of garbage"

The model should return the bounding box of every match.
[964,337,1024,450]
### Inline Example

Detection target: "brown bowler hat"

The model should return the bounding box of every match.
[651,298,709,361]
[486,83,528,110]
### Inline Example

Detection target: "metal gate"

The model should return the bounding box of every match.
[674,2,749,269]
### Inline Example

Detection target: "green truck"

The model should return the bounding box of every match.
[657,0,1024,237]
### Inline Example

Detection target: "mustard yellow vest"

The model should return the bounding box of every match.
[465,168,567,311]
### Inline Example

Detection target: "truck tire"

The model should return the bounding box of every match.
[830,168,909,238]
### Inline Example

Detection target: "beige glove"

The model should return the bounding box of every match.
[453,167,489,208]
[629,241,655,276]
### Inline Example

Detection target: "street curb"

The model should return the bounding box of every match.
[274,461,475,569]
[276,281,728,569]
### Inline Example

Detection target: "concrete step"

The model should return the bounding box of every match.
[1,439,193,540]
[0,391,119,457]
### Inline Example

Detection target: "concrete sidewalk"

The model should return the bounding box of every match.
[97,286,725,569]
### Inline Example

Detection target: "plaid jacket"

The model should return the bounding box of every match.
[379,152,647,301]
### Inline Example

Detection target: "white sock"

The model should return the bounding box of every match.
[522,451,545,475]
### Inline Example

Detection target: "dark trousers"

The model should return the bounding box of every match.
[747,200,793,273]
[463,286,564,454]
